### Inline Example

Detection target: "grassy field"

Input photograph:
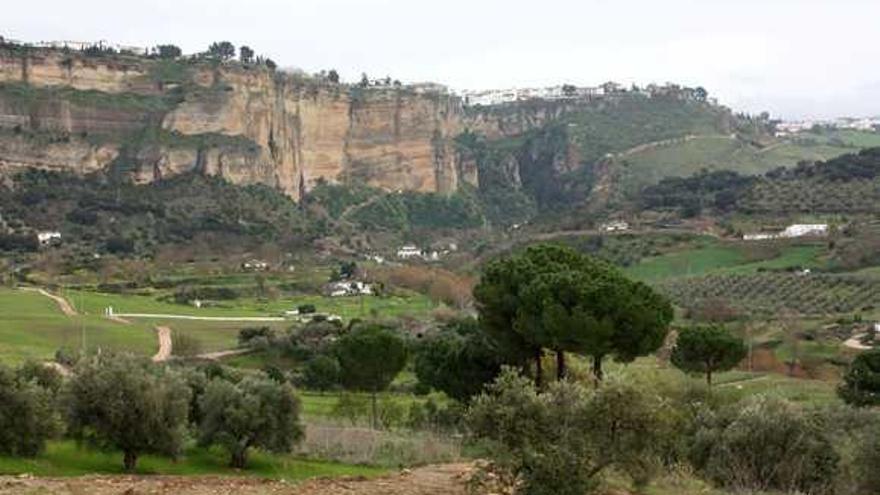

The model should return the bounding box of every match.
[0,288,156,365]
[625,241,824,282]
[617,133,872,192]
[66,288,437,321]
[0,440,387,479]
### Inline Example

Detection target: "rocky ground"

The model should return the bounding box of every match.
[0,464,472,495]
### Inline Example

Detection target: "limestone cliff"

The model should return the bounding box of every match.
[0,48,475,200]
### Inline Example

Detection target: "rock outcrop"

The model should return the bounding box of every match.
[0,49,481,199]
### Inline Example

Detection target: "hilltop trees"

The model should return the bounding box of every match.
[155,44,182,59]
[198,375,303,468]
[474,244,673,386]
[671,325,747,386]
[838,349,880,407]
[65,354,190,471]
[208,41,235,60]
[239,45,254,64]
[336,324,408,428]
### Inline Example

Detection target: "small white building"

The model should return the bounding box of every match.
[396,245,422,259]
[37,231,62,247]
[327,281,373,297]
[600,220,630,232]
[781,224,828,238]
[241,259,269,271]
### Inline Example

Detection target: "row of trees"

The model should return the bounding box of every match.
[0,354,303,471]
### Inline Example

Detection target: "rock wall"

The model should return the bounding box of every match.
[0,48,561,200]
[0,49,479,199]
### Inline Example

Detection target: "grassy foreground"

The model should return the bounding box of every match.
[0,441,387,480]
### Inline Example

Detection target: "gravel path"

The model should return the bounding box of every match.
[0,463,471,495]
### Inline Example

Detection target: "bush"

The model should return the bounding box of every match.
[238,326,275,347]
[467,369,673,495]
[690,395,839,494]
[302,355,341,392]
[332,392,370,426]
[0,365,63,456]
[838,349,880,407]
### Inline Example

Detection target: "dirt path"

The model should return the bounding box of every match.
[18,287,77,316]
[0,464,470,495]
[115,313,285,322]
[195,348,256,361]
[844,333,874,350]
[152,326,173,362]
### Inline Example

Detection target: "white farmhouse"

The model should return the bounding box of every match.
[36,231,62,247]
[327,281,373,297]
[241,259,269,271]
[781,224,828,238]
[600,220,630,232]
[396,245,422,259]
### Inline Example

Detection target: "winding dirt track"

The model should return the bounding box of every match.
[18,287,77,316]
[0,463,470,495]
[151,326,173,362]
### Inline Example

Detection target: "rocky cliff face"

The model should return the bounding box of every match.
[0,49,484,200]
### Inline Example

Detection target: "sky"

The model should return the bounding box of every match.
[4,0,880,119]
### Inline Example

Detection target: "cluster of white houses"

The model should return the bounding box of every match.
[742,224,829,241]
[460,82,711,107]
[775,117,880,137]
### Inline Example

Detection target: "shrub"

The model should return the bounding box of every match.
[838,349,880,407]
[0,365,63,456]
[302,355,341,392]
[467,369,673,495]
[332,392,370,426]
[690,395,839,494]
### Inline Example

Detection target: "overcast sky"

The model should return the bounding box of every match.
[4,0,879,119]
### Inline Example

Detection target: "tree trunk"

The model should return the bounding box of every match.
[556,350,566,380]
[591,355,604,386]
[706,369,713,387]
[371,391,378,430]
[123,450,138,472]
[230,447,248,469]
[534,348,544,389]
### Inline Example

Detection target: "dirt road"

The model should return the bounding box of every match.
[151,326,173,362]
[19,287,77,316]
[0,464,470,495]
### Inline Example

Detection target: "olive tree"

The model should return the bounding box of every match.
[65,354,190,471]
[0,364,63,456]
[335,324,408,428]
[838,349,880,407]
[671,325,747,386]
[468,368,674,495]
[198,375,303,468]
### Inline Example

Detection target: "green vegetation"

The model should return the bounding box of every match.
[838,349,880,407]
[659,272,880,316]
[0,440,386,479]
[625,242,824,282]
[671,325,747,386]
[0,288,156,365]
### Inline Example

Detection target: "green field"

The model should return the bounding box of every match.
[617,133,873,193]
[0,441,386,479]
[0,288,156,364]
[65,289,437,321]
[625,241,824,282]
